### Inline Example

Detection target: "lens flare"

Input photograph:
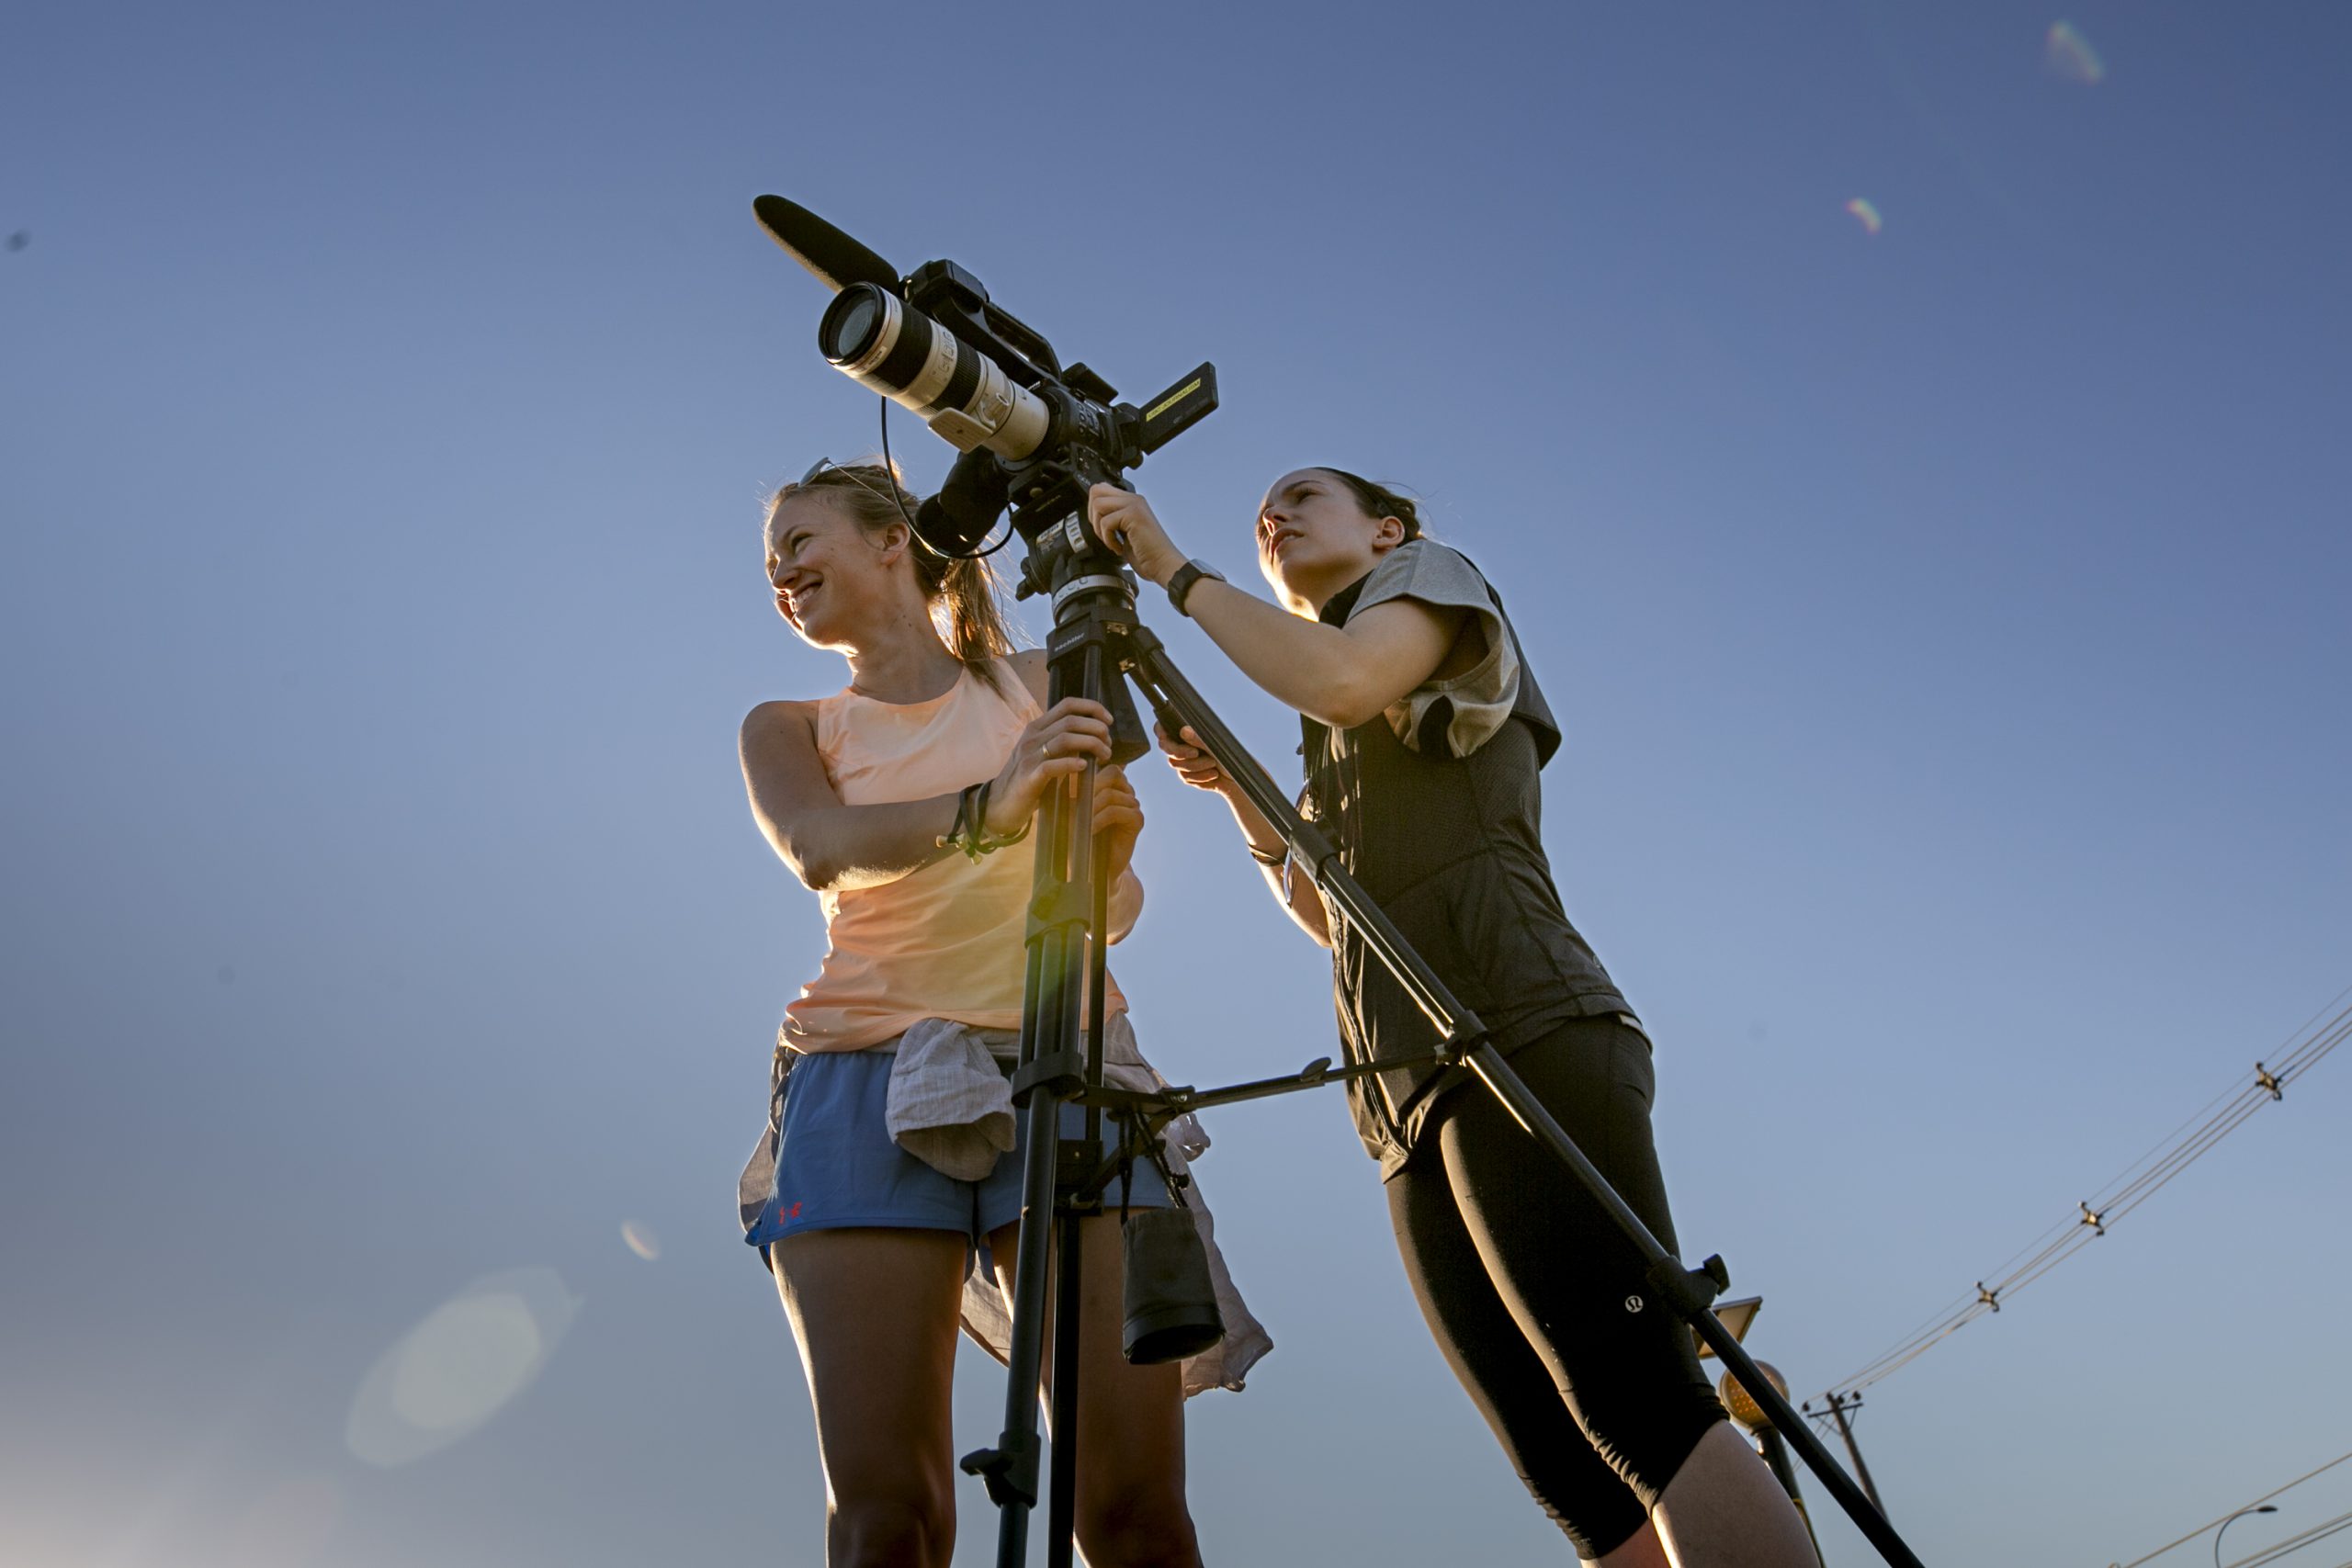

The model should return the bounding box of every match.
[345,1267,579,1466]
[2046,21,2105,84]
[1846,198,1883,236]
[622,1220,662,1261]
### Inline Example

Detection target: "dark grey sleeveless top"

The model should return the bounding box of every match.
[1301,543,1632,1177]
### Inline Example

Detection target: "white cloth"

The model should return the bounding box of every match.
[1350,538,1521,759]
[883,1013,1272,1396]
[885,1017,1022,1179]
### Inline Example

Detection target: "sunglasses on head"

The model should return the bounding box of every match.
[786,456,941,561]
[797,457,898,498]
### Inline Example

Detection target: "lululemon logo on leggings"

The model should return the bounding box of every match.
[1623,1295,1644,1313]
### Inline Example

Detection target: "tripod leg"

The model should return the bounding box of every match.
[1044,1205,1085,1568]
[971,609,1119,1568]
[973,753,1085,1565]
[1046,636,1125,1568]
[980,1084,1062,1566]
[1121,626,1928,1568]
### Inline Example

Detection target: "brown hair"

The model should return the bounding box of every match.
[1314,468,1426,542]
[767,460,1016,693]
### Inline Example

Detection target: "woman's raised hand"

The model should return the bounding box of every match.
[1159,721,1293,876]
[1157,722,1228,795]
[1086,484,1183,586]
[986,697,1116,837]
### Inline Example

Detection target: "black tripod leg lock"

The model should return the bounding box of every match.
[960,1433,1041,1509]
[1009,1054,1086,1103]
[1643,1252,1731,1319]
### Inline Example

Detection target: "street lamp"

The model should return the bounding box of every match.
[2213,1504,2278,1568]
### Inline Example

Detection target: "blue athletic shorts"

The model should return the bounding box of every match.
[741,1046,1170,1256]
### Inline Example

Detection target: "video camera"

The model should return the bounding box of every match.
[753,195,1218,599]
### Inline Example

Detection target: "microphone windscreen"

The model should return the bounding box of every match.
[752,195,899,293]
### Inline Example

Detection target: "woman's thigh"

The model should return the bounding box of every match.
[773,1226,971,1504]
[988,1215,1196,1562]
[1432,1020,1726,1504]
[1387,1156,1651,1560]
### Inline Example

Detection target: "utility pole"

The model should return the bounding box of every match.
[1815,1390,1888,1519]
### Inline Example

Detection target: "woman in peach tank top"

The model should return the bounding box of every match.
[782,647,1136,1051]
[736,461,1206,1568]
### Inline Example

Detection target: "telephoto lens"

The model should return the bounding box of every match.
[819,283,1051,459]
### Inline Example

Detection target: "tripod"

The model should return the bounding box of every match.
[955,538,1930,1568]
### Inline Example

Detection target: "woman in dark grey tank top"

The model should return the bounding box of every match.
[1087,470,1817,1567]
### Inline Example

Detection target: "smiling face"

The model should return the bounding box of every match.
[763,490,910,651]
[1255,468,1408,613]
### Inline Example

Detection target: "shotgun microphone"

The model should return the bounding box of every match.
[752,195,899,294]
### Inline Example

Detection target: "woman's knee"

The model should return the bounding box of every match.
[1076,1481,1200,1568]
[830,1480,956,1568]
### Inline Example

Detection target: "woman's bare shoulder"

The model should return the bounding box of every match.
[741,698,820,748]
[1007,649,1051,705]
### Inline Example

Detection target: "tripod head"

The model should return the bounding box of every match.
[753,196,1218,605]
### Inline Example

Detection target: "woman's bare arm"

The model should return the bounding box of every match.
[1159,724,1332,947]
[1084,487,1467,728]
[1189,589,1464,730]
[741,675,1123,894]
[738,701,958,893]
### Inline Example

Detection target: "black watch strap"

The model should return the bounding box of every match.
[1166,558,1224,616]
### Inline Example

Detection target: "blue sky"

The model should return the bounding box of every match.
[4,3,2347,1564]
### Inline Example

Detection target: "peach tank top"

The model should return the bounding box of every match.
[784,661,1128,1052]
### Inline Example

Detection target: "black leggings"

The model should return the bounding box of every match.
[1385,1015,1726,1559]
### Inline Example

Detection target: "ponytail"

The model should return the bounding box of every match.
[932,551,1016,692]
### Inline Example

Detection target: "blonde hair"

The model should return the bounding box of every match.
[768,460,1015,693]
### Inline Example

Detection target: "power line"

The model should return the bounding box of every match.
[2105,1447,2352,1568]
[1816,987,2351,1404]
[2233,1510,2352,1568]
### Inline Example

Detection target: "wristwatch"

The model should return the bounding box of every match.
[1165,558,1226,617]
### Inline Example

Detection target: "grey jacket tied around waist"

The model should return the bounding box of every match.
[884,1018,1021,1180]
[886,1013,1211,1179]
